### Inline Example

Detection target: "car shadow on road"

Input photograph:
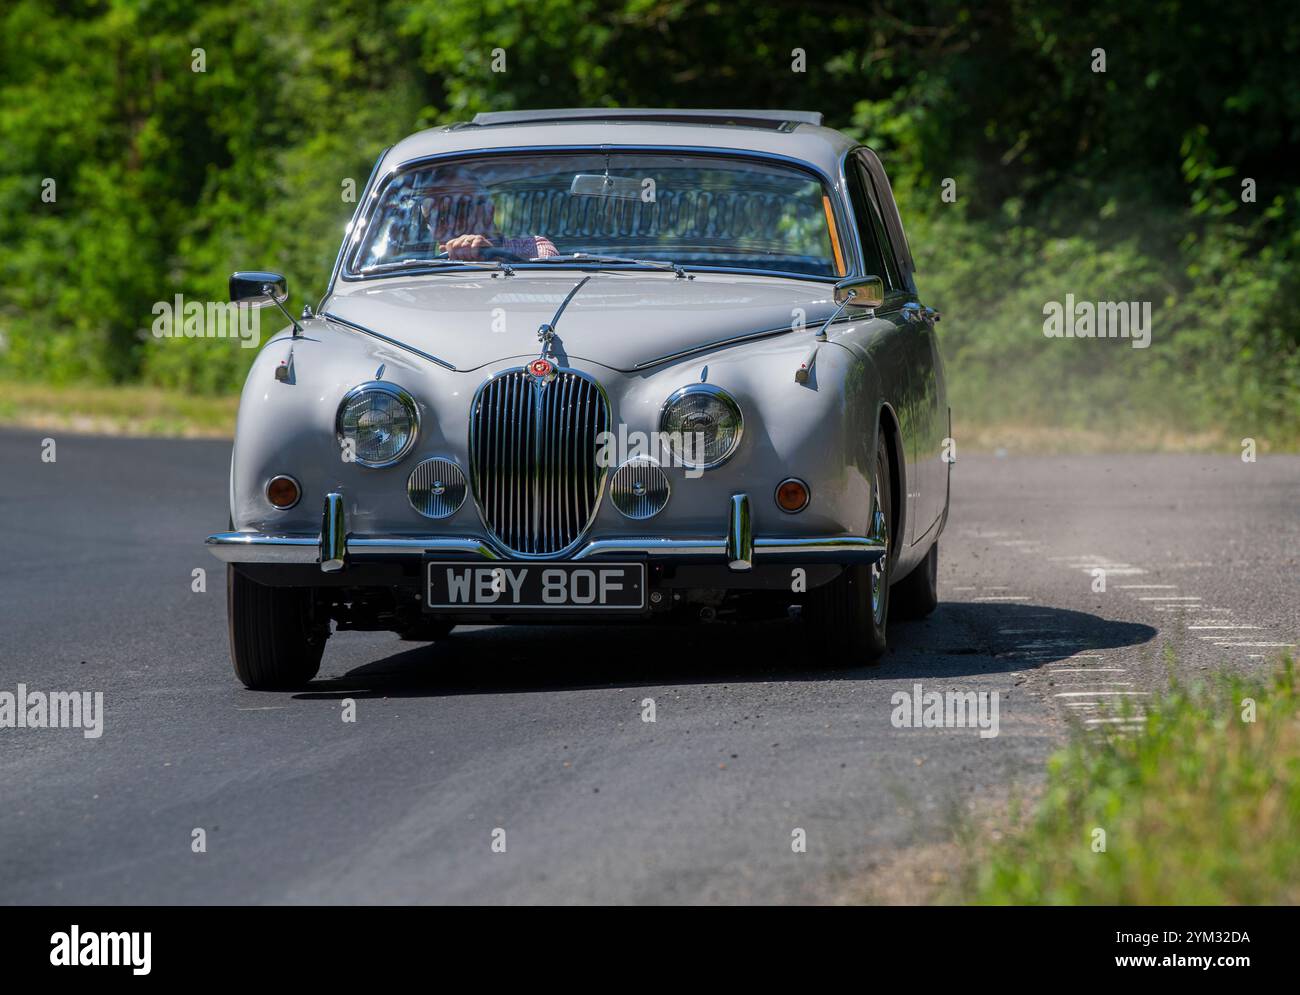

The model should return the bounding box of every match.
[292,601,1157,700]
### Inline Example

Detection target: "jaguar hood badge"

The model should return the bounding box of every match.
[527,357,557,382]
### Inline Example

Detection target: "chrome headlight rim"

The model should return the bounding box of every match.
[335,381,420,469]
[658,383,744,470]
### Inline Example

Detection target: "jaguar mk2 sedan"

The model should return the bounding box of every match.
[206,108,949,689]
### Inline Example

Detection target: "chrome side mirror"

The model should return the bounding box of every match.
[833,275,885,308]
[230,271,288,307]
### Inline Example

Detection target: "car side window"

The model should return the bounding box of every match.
[852,157,901,291]
[846,164,892,286]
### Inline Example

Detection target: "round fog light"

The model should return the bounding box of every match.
[266,475,301,509]
[775,477,810,513]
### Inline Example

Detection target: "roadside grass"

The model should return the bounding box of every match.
[0,379,237,438]
[952,420,1258,455]
[0,379,1290,454]
[964,658,1300,904]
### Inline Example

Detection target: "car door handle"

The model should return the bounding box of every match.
[901,302,940,325]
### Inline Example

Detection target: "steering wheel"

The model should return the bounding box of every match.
[433,246,528,263]
[478,246,529,262]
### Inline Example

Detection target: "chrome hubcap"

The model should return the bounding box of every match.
[870,480,888,625]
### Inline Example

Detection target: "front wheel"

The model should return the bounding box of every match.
[803,432,891,663]
[227,566,328,690]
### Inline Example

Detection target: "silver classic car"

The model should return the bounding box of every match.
[207,108,949,689]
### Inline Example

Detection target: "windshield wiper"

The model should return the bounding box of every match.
[530,252,690,279]
[358,258,514,276]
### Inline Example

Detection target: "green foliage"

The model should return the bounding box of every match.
[0,0,1296,441]
[971,661,1300,904]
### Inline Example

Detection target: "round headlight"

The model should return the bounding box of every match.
[336,382,419,468]
[659,384,743,469]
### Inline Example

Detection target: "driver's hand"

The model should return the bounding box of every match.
[444,234,494,260]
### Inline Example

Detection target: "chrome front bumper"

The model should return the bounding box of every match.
[208,492,887,573]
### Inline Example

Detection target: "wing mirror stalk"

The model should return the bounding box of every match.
[796,275,884,384]
[230,271,303,336]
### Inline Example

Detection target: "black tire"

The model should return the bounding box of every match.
[803,432,892,663]
[891,540,939,619]
[227,566,328,689]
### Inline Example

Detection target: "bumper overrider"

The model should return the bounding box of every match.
[207,493,887,573]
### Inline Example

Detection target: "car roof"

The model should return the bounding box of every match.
[380,109,859,180]
[470,108,824,127]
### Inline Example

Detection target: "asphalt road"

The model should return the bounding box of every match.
[1,429,1296,904]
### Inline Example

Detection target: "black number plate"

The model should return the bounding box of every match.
[425,561,646,610]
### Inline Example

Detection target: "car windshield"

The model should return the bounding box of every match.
[348,152,846,278]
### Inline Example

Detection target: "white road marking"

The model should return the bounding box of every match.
[1188,625,1261,630]
[1086,717,1147,726]
[1054,691,1150,697]
[1213,642,1297,648]
[1049,668,1129,673]
[1118,584,1178,589]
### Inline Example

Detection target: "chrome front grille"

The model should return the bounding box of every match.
[469,368,611,556]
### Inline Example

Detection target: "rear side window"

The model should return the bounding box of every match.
[846,165,890,285]
[849,158,901,290]
[858,150,915,280]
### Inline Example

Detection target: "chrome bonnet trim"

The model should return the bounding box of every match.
[322,312,457,371]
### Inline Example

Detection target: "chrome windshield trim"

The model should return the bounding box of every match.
[207,531,885,565]
[334,262,841,287]
[322,146,390,304]
[838,146,867,276]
